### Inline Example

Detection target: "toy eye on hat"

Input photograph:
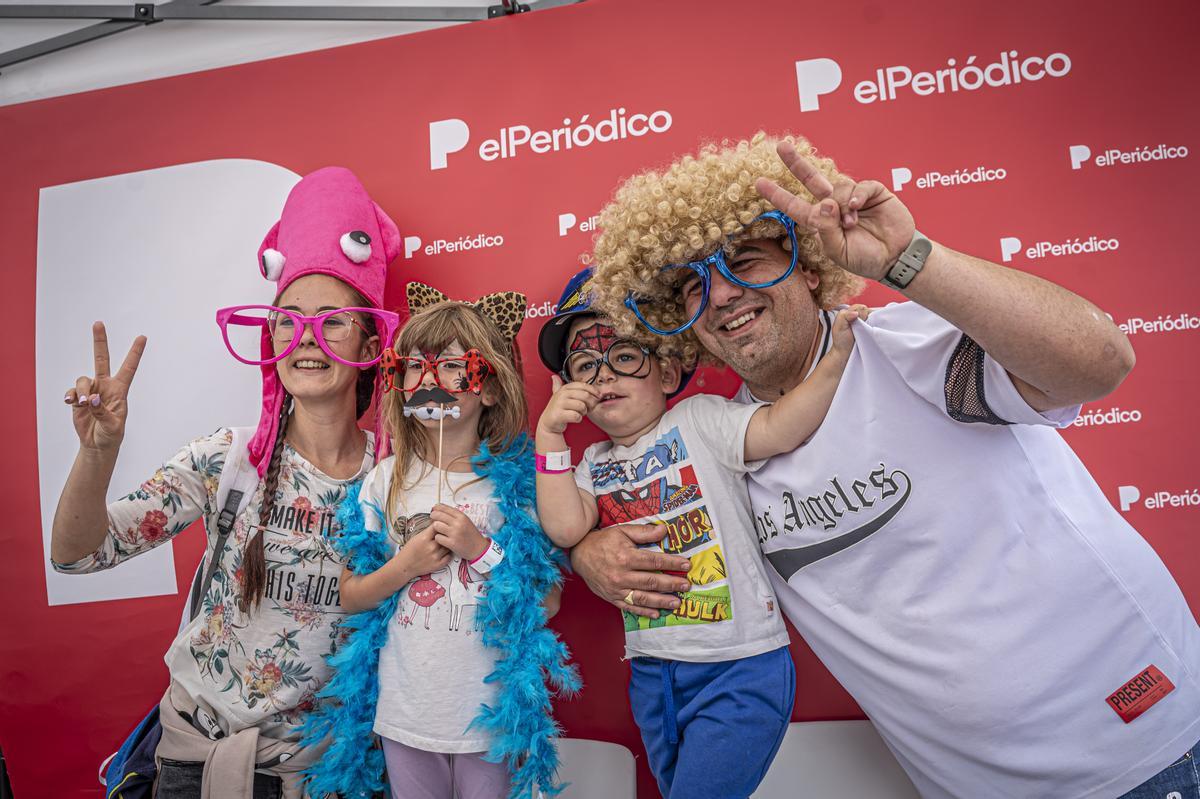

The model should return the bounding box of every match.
[340,230,373,264]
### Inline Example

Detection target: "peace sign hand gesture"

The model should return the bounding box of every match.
[755,141,916,282]
[62,322,147,454]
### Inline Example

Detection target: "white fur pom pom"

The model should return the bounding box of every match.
[340,230,372,264]
[261,248,286,281]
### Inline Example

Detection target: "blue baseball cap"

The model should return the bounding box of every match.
[537,266,693,397]
[537,266,598,373]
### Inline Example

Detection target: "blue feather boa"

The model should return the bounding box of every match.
[299,433,581,798]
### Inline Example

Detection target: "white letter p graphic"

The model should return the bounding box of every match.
[429,119,470,171]
[558,213,577,237]
[403,236,423,259]
[795,58,842,112]
[999,237,1023,263]
[1117,485,1141,512]
[1068,144,1092,170]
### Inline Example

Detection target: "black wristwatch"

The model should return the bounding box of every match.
[881,230,932,290]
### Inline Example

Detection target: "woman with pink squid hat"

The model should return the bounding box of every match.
[51,167,402,798]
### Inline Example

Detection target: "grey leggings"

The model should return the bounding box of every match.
[381,737,510,799]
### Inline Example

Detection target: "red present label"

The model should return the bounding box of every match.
[1106,665,1175,723]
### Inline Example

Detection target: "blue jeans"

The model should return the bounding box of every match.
[155,758,282,799]
[1119,740,1200,798]
[628,646,795,799]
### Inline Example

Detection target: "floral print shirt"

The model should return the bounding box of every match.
[54,428,374,740]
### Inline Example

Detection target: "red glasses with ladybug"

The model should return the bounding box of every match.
[381,348,494,394]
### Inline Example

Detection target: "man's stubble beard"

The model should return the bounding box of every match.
[720,321,789,396]
[719,307,821,398]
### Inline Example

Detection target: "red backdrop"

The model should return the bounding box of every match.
[2,0,1198,796]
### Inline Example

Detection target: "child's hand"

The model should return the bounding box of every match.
[537,375,601,436]
[396,526,452,577]
[430,504,489,561]
[830,305,869,356]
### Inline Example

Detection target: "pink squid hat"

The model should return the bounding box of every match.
[247,166,402,476]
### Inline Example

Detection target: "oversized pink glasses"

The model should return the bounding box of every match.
[215,305,400,368]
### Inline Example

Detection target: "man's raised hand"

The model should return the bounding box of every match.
[756,141,915,282]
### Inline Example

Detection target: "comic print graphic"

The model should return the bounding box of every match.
[589,429,687,490]
[624,585,734,632]
[591,427,735,634]
[596,465,703,527]
[656,503,713,555]
[683,545,727,587]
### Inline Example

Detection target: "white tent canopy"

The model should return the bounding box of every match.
[0,0,574,106]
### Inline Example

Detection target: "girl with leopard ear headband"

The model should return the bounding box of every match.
[301,282,579,799]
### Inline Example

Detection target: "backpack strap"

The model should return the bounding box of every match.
[187,427,259,621]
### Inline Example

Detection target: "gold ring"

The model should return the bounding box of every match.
[622,590,635,605]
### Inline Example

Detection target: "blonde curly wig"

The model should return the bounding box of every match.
[588,131,864,367]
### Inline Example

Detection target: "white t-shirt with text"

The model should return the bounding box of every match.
[738,304,1200,798]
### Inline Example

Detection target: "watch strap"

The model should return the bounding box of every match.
[882,230,932,290]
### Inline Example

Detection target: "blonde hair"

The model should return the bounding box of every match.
[382,301,529,520]
[588,131,864,367]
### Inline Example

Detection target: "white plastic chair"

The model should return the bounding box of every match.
[752,720,920,798]
[536,738,637,799]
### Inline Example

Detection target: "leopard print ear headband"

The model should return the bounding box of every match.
[405,281,527,342]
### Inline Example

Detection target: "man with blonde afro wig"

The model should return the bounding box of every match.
[568,132,1200,799]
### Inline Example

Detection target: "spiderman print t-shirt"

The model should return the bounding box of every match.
[577,395,790,662]
[358,457,505,753]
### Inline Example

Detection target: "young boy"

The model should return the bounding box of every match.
[535,267,863,799]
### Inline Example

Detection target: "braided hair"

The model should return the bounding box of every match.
[239,395,291,610]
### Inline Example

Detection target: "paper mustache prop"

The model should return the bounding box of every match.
[402,385,461,503]
[403,386,459,420]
